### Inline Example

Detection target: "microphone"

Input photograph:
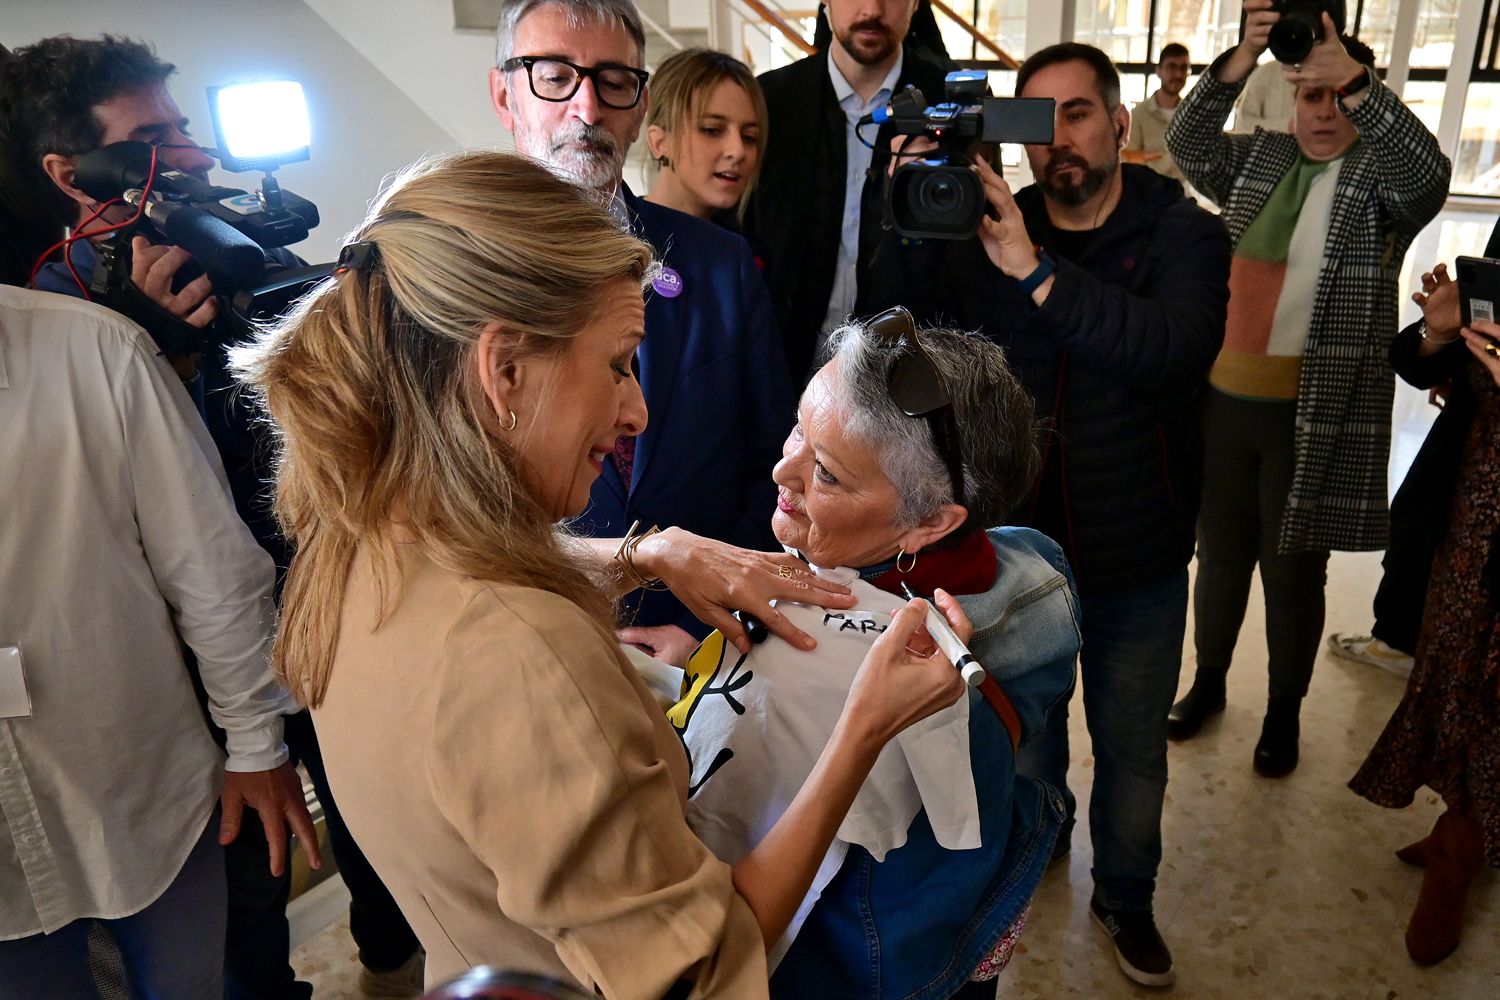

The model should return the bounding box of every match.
[137,198,267,287]
[857,85,928,128]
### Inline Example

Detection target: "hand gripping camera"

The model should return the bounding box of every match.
[67,80,332,355]
[1267,0,1347,64]
[872,71,1054,241]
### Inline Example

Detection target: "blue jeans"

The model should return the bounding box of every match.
[1016,570,1187,913]
[0,814,226,1000]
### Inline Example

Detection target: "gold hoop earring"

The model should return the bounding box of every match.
[896,548,918,574]
[500,409,518,432]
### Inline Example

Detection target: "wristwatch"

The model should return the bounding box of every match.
[1337,67,1372,100]
[1017,251,1057,296]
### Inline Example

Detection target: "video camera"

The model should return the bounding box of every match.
[871,71,1054,241]
[68,80,332,356]
[1267,0,1346,64]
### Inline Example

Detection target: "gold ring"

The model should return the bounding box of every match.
[778,565,795,579]
[1486,342,1499,358]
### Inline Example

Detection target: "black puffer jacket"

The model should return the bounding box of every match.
[870,165,1230,595]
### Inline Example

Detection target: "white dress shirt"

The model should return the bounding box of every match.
[0,287,291,939]
[820,51,905,355]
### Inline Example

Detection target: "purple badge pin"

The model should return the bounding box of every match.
[652,265,684,299]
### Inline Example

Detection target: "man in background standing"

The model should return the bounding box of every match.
[489,0,792,666]
[1125,42,1190,180]
[747,0,950,381]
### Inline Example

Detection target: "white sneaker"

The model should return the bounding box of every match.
[1327,632,1414,679]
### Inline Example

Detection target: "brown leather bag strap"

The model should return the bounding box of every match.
[976,675,1022,750]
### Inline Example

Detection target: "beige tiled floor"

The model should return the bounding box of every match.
[291,550,1499,998]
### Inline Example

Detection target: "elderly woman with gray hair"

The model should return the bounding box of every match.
[668,308,1080,999]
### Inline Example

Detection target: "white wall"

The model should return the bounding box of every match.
[3,0,473,263]
[301,0,505,152]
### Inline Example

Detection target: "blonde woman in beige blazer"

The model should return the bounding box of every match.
[231,152,969,997]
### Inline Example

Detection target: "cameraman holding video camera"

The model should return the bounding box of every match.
[1163,2,1449,782]
[0,35,422,999]
[868,42,1230,987]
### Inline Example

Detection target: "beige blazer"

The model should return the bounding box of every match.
[313,546,768,997]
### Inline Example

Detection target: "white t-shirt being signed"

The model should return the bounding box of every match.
[667,567,978,966]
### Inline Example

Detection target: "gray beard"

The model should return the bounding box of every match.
[517,125,624,197]
[1041,156,1117,208]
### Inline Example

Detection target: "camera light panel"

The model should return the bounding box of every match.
[210,80,311,169]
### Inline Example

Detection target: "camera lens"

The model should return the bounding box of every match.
[889,161,985,240]
[910,170,975,223]
[918,173,965,215]
[1267,2,1322,64]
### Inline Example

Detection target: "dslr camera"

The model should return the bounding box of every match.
[1267,0,1347,64]
[875,71,1054,241]
[69,80,332,355]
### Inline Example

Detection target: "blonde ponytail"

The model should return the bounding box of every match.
[233,151,654,707]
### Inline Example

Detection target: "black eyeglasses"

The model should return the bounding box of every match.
[501,56,649,110]
[867,306,967,510]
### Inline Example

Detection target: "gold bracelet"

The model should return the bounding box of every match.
[614,521,669,592]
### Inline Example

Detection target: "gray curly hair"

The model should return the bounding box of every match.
[824,320,1040,542]
[495,0,647,66]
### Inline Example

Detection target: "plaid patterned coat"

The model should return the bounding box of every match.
[1166,64,1450,553]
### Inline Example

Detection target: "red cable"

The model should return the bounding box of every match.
[29,144,162,298]
[30,196,116,296]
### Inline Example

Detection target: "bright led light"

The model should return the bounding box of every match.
[212,81,310,162]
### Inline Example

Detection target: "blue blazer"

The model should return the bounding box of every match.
[574,188,795,634]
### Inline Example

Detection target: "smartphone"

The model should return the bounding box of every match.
[1456,255,1500,329]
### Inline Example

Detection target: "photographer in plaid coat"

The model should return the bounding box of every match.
[1164,0,1450,778]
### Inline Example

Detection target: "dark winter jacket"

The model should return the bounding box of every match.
[868,165,1231,595]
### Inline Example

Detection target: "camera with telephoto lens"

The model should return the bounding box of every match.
[1267,0,1347,64]
[68,80,333,356]
[874,71,1054,241]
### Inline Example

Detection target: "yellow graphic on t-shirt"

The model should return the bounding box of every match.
[667,629,755,797]
[667,629,728,731]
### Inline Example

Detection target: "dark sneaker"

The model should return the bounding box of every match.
[1090,897,1176,987]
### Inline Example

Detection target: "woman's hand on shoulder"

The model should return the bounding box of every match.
[841,598,967,750]
[632,528,856,654]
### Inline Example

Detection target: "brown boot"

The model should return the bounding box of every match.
[1395,822,1436,868]
[1395,837,1431,867]
[1405,810,1485,965]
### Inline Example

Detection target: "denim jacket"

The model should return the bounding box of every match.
[771,526,1079,999]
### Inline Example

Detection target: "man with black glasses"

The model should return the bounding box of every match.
[489,0,794,668]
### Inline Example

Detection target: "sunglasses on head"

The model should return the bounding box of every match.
[866,306,967,510]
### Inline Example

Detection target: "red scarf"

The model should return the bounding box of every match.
[867,530,999,598]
